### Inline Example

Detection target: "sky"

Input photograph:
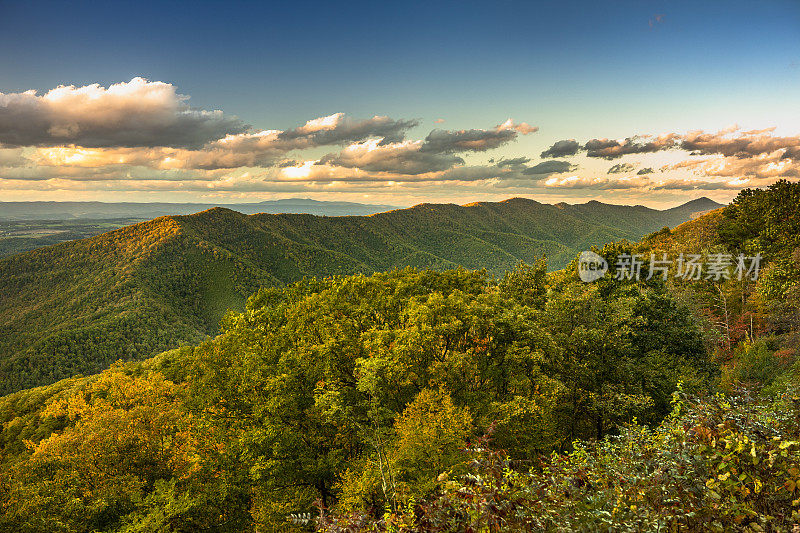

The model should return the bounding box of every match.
[0,0,798,208]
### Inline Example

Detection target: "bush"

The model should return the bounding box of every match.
[318,386,800,532]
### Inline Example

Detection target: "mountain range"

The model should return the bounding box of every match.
[0,198,400,220]
[0,196,721,393]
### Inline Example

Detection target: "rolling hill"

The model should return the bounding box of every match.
[0,199,401,258]
[0,196,721,393]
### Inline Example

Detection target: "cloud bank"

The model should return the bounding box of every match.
[1,78,797,204]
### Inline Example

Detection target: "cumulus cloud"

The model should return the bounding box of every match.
[494,156,531,168]
[24,112,422,171]
[276,113,417,146]
[308,119,537,175]
[19,113,538,179]
[498,119,538,135]
[637,167,654,175]
[663,126,800,182]
[317,139,463,174]
[541,135,679,159]
[583,134,679,159]
[0,77,418,170]
[542,127,800,162]
[0,77,247,148]
[522,160,575,175]
[543,175,651,190]
[421,119,537,153]
[607,162,636,174]
[667,152,800,180]
[540,139,580,158]
[174,114,418,169]
[680,127,800,159]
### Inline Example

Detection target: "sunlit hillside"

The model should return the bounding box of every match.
[0,182,797,532]
[0,197,718,394]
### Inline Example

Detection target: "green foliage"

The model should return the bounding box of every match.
[498,259,547,308]
[338,389,473,513]
[0,199,713,394]
[320,387,800,532]
[721,337,787,391]
[12,187,800,531]
[0,265,710,531]
[718,180,800,327]
[185,266,706,527]
[0,364,250,532]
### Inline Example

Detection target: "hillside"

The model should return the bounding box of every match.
[0,264,715,531]
[1,183,799,532]
[0,199,401,258]
[640,206,726,253]
[0,196,721,393]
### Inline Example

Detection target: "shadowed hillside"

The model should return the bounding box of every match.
[0,196,721,393]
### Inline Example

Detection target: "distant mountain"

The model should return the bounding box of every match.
[0,196,722,393]
[0,199,401,257]
[0,198,400,220]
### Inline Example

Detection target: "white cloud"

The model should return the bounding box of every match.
[0,77,247,148]
[318,138,463,174]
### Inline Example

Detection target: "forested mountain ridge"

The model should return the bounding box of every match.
[0,196,720,394]
[1,183,798,531]
[0,198,402,258]
[0,263,716,531]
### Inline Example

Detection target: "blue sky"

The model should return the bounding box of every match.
[0,0,798,206]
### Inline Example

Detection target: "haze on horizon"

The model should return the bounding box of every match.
[0,0,798,209]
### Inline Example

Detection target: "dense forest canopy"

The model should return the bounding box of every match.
[0,182,797,531]
[0,197,717,394]
[0,261,712,531]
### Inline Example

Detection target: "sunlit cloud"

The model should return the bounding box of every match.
[1,77,797,205]
[650,178,756,191]
[667,152,800,179]
[421,119,537,153]
[543,175,651,190]
[0,77,247,148]
[542,126,800,161]
[680,127,800,158]
[276,112,417,146]
[522,160,576,176]
[607,163,636,174]
[540,139,580,158]
[318,139,463,174]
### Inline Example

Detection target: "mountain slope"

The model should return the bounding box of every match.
[0,197,721,393]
